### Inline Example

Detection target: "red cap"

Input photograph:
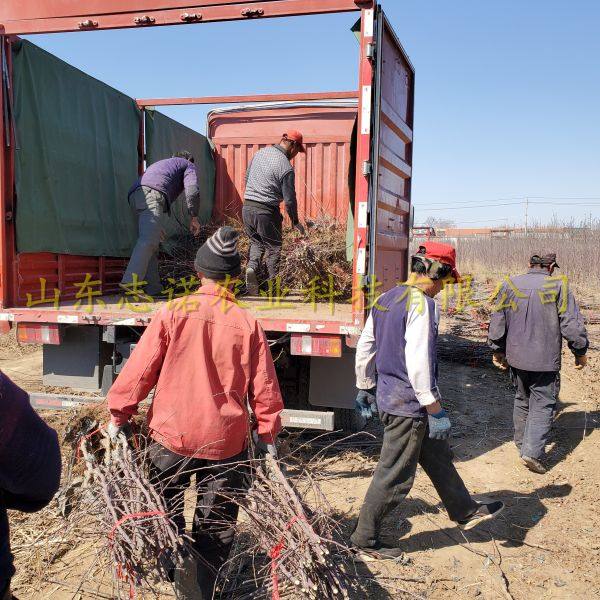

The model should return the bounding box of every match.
[418,241,461,282]
[284,130,305,153]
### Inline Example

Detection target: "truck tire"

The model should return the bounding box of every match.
[334,408,367,433]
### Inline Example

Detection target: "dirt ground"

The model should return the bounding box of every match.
[1,308,599,599]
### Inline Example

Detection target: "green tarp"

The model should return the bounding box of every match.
[13,40,140,257]
[145,109,215,254]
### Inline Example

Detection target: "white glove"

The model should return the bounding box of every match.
[107,421,126,442]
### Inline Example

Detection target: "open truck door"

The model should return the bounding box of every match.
[369,7,415,292]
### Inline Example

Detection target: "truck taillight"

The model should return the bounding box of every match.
[290,334,342,358]
[16,323,61,345]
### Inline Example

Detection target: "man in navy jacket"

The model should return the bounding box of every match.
[0,372,61,598]
[351,243,504,559]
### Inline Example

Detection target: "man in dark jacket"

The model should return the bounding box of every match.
[488,253,588,474]
[0,372,62,598]
[242,131,306,294]
[351,243,504,559]
[122,151,202,297]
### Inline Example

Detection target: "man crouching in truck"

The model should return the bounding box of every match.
[122,150,202,297]
[107,227,284,598]
[1,372,62,599]
[350,243,505,559]
[242,131,306,295]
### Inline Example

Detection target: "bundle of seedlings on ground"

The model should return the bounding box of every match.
[79,432,188,588]
[218,455,356,599]
[158,215,353,299]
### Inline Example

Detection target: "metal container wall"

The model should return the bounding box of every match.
[208,105,357,223]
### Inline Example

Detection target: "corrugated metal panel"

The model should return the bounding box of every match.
[208,106,357,223]
[15,253,127,306]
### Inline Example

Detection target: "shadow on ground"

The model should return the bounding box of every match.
[334,483,572,557]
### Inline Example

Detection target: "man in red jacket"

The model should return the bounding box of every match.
[107,226,284,598]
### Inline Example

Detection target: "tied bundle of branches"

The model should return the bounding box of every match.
[220,455,353,599]
[159,215,353,299]
[79,431,188,590]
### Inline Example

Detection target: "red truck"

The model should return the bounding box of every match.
[0,1,414,431]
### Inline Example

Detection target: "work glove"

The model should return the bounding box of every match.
[355,388,377,419]
[574,355,588,370]
[189,216,201,237]
[107,421,130,443]
[293,222,306,236]
[492,352,509,371]
[428,409,452,440]
[252,431,278,459]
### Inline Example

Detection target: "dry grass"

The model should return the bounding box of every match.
[160,215,353,299]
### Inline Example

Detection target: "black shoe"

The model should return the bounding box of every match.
[245,268,259,296]
[457,501,505,530]
[351,542,406,562]
[522,455,547,474]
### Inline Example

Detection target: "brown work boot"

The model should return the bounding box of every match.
[522,455,547,474]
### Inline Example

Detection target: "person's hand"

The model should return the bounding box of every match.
[293,221,306,236]
[492,352,509,371]
[427,408,451,440]
[189,216,201,237]
[355,388,377,419]
[574,355,588,370]
[253,431,278,459]
[107,421,127,443]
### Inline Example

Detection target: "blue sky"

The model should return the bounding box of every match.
[25,0,600,227]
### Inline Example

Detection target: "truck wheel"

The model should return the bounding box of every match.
[334,408,366,433]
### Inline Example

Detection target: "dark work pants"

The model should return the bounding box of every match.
[351,413,478,548]
[510,367,560,460]
[242,204,283,281]
[149,444,248,597]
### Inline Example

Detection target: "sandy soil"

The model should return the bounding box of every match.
[1,309,599,599]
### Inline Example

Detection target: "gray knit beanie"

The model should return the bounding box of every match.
[194,226,241,279]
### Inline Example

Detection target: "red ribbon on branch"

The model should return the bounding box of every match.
[269,515,305,600]
[108,510,166,542]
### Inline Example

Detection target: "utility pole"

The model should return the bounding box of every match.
[524,197,529,235]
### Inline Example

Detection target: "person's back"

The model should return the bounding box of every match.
[130,156,198,206]
[109,284,281,458]
[242,133,305,294]
[244,145,293,208]
[490,265,587,372]
[108,226,283,597]
[122,151,201,297]
[488,253,588,473]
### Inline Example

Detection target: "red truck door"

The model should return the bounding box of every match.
[369,8,415,292]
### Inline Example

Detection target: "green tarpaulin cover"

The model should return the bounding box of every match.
[13,40,140,257]
[144,109,215,254]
